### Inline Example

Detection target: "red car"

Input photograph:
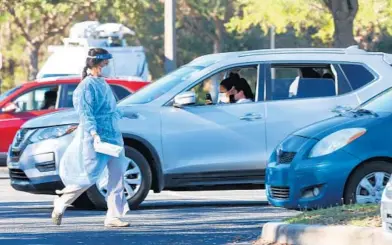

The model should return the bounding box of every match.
[0,76,148,165]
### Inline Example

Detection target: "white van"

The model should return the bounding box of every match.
[37,22,150,81]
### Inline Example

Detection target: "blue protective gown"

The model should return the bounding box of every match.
[59,76,129,188]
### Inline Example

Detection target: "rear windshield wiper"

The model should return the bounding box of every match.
[350,108,379,117]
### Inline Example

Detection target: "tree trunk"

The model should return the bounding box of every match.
[213,17,224,53]
[333,17,356,48]
[324,0,359,48]
[7,59,15,81]
[27,43,40,81]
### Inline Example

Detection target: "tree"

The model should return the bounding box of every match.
[227,0,335,46]
[178,0,234,53]
[354,0,392,50]
[228,0,392,49]
[1,0,92,80]
[0,14,27,91]
[90,0,165,78]
[323,0,358,47]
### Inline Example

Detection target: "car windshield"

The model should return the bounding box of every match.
[0,86,22,103]
[119,65,204,105]
[360,87,392,112]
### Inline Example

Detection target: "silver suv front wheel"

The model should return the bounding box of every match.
[83,146,152,210]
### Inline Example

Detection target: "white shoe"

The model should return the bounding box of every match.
[51,210,63,226]
[104,218,130,227]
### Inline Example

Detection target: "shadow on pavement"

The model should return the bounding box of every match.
[0,229,260,245]
[0,198,291,245]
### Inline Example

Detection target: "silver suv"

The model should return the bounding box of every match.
[7,46,392,209]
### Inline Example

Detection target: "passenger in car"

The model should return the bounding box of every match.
[233,78,254,103]
[41,90,57,110]
[219,74,238,103]
[220,75,254,104]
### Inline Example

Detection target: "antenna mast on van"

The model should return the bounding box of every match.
[62,21,136,48]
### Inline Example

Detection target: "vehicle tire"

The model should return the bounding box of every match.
[86,146,152,210]
[343,161,392,205]
[72,192,96,210]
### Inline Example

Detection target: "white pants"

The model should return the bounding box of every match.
[54,154,129,220]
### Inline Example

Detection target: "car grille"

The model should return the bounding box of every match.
[270,186,290,200]
[9,169,29,181]
[277,151,296,164]
[35,162,56,172]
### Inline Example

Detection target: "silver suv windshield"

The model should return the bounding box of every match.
[119,65,203,105]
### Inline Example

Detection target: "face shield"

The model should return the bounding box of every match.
[88,53,116,78]
[101,60,114,77]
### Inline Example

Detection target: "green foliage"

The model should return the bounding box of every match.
[228,0,392,47]
[227,0,333,45]
[285,204,381,227]
[92,0,165,79]
[2,0,392,87]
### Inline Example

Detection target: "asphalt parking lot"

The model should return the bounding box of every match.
[0,169,298,245]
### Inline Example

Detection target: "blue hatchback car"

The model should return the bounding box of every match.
[266,87,392,209]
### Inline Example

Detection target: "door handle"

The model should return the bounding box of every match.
[240,113,263,121]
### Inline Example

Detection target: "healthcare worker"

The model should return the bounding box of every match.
[51,48,130,227]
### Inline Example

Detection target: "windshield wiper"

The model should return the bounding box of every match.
[350,108,379,117]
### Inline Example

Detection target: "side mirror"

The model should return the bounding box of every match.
[1,102,18,113]
[173,91,196,108]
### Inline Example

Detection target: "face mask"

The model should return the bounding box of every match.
[218,93,230,103]
[101,65,111,77]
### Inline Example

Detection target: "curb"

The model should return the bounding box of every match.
[262,222,392,245]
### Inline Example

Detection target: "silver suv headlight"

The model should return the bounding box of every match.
[29,125,78,144]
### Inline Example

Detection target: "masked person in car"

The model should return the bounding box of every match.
[219,75,253,104]
[218,73,239,103]
[51,48,130,228]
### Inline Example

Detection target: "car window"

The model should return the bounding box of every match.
[267,64,337,101]
[340,64,375,91]
[0,85,22,103]
[120,65,204,105]
[188,65,258,106]
[64,84,77,108]
[12,86,59,112]
[110,85,131,101]
[238,67,258,95]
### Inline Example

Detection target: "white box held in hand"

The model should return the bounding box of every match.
[94,141,123,157]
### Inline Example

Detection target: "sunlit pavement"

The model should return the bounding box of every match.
[0,174,298,245]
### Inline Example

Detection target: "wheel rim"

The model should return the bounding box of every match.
[355,171,390,204]
[97,159,142,200]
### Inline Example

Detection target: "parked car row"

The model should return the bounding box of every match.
[5,46,392,215]
[0,76,148,166]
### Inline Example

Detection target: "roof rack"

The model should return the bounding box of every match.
[345,45,367,54]
[238,45,367,58]
[238,48,345,57]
